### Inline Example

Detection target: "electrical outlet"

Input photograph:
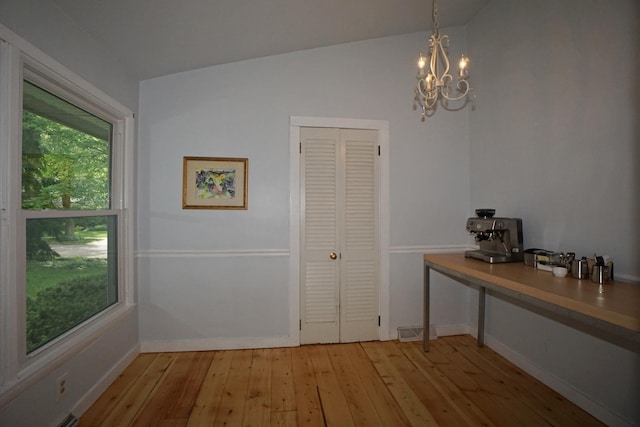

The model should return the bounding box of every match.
[56,374,68,401]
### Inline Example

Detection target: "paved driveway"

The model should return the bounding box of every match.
[49,238,108,258]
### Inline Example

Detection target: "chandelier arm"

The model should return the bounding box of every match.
[440,92,470,102]
[440,79,471,101]
[416,77,439,108]
[420,91,438,110]
[416,79,429,98]
[433,35,451,85]
[417,92,438,111]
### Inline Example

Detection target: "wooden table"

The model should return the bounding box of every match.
[423,253,640,352]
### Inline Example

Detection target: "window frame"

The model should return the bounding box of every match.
[0,29,135,405]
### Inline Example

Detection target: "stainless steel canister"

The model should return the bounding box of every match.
[571,259,589,279]
[591,265,610,284]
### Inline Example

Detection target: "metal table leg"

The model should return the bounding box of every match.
[424,263,430,352]
[478,286,486,347]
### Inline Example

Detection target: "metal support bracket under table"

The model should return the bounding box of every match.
[424,263,487,351]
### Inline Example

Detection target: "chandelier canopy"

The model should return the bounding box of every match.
[414,0,474,119]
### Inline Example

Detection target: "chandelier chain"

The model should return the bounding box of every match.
[432,0,440,37]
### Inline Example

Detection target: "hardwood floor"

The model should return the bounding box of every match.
[79,335,604,426]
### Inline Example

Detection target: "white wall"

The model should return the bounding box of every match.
[137,30,473,349]
[468,1,640,425]
[0,1,140,425]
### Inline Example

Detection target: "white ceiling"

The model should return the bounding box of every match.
[52,0,489,80]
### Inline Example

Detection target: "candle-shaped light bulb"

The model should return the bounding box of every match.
[418,54,427,71]
[459,55,469,78]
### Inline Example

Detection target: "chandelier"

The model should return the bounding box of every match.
[414,0,473,119]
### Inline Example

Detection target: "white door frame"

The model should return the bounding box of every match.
[289,116,390,345]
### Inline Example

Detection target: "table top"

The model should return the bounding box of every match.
[424,253,640,334]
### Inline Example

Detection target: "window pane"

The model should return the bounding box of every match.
[22,81,112,210]
[26,216,118,353]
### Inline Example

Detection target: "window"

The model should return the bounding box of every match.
[22,81,119,353]
[0,36,134,400]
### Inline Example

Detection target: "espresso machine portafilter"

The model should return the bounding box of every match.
[465,211,524,263]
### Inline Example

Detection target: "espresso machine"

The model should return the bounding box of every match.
[465,210,524,263]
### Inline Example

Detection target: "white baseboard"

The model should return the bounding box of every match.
[72,343,140,418]
[435,323,472,337]
[482,333,635,427]
[140,335,297,353]
[142,325,399,352]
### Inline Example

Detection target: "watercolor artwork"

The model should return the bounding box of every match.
[182,157,248,209]
[195,168,236,199]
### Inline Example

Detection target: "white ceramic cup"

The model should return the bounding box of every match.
[552,266,568,277]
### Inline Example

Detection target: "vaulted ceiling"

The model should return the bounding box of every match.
[52,0,489,80]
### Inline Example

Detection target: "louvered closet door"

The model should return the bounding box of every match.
[300,127,379,344]
[339,129,379,342]
[300,128,340,344]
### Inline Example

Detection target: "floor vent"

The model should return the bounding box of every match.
[57,413,78,427]
[397,325,437,342]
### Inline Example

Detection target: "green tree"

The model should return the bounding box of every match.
[22,122,60,259]
[23,111,110,211]
[22,110,110,255]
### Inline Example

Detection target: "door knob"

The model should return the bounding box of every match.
[329,252,337,260]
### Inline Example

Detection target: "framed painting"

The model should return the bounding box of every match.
[182,156,248,209]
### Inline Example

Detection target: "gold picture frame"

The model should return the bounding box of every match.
[182,156,248,210]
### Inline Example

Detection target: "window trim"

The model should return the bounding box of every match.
[0,26,135,406]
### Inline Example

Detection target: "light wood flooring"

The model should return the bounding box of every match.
[79,335,604,426]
